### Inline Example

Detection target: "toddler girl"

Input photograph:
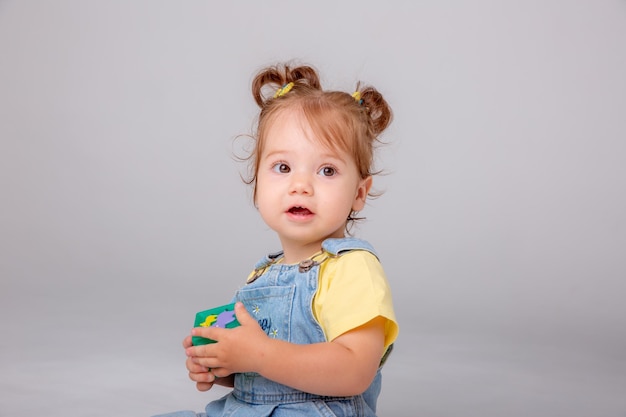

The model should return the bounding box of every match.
[155,62,398,417]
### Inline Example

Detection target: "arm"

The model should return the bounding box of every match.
[186,302,386,396]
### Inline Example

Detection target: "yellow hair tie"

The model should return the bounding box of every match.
[352,91,363,105]
[274,82,294,98]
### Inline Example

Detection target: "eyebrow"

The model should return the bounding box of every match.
[262,149,348,164]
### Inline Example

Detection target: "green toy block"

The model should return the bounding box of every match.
[192,303,240,346]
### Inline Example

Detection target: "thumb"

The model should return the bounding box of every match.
[234,301,255,326]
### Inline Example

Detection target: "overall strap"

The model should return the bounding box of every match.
[248,237,378,283]
[321,237,378,258]
[252,250,284,270]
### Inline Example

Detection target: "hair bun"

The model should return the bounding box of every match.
[358,86,393,136]
[252,64,322,107]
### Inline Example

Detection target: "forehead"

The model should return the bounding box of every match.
[266,108,309,136]
[262,107,344,155]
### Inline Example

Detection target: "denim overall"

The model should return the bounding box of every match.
[155,237,385,417]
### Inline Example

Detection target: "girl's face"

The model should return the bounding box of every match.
[255,109,372,263]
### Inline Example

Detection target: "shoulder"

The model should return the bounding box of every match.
[330,249,383,273]
[320,249,387,294]
[320,237,385,282]
[322,237,378,259]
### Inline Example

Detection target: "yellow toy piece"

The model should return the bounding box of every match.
[199,315,218,327]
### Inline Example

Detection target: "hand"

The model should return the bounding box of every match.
[182,334,220,391]
[185,302,269,377]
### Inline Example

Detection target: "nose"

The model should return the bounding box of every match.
[289,172,313,195]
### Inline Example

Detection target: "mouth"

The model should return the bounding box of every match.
[287,206,314,216]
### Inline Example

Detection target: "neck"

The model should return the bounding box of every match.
[279,238,339,264]
[281,246,321,265]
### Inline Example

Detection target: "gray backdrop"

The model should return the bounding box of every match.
[1,1,625,416]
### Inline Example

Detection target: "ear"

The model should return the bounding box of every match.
[352,176,372,212]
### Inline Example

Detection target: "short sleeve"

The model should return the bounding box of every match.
[313,250,399,350]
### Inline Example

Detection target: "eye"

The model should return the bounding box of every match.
[318,166,336,177]
[272,162,290,173]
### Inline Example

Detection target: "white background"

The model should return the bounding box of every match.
[1,1,625,416]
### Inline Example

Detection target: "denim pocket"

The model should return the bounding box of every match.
[235,285,295,342]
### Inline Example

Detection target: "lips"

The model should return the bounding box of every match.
[288,206,313,215]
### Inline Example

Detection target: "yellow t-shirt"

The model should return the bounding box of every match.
[247,249,399,351]
[312,250,398,351]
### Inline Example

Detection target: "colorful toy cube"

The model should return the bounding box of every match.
[192,303,241,346]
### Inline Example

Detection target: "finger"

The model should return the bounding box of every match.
[190,356,220,369]
[190,326,225,345]
[185,338,214,357]
[186,357,209,373]
[211,367,231,379]
[182,335,193,349]
[196,381,214,392]
[189,369,216,383]
[234,301,255,326]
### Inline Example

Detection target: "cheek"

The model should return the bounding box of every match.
[255,195,274,226]
[320,187,357,213]
[255,181,280,213]
[255,174,271,198]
